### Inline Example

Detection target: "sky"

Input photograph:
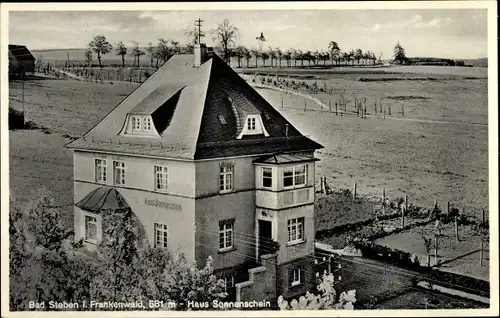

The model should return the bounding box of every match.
[8,8,488,59]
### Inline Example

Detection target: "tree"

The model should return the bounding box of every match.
[328,41,341,66]
[249,49,259,68]
[154,38,180,68]
[314,50,320,66]
[9,190,228,311]
[303,51,313,67]
[277,273,356,310]
[393,42,407,65]
[268,47,276,67]
[296,49,304,67]
[289,49,298,67]
[348,50,356,66]
[276,47,283,68]
[211,19,239,65]
[89,35,113,68]
[130,41,145,67]
[84,49,93,67]
[243,47,251,68]
[354,49,363,65]
[283,50,292,67]
[146,42,155,67]
[421,233,433,267]
[261,51,270,67]
[233,46,246,68]
[115,41,127,68]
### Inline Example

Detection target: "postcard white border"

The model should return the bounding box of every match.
[1,1,498,317]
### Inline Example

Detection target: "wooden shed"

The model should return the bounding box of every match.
[9,44,35,76]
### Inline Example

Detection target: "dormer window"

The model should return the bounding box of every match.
[237,114,270,139]
[125,114,157,136]
[247,116,256,131]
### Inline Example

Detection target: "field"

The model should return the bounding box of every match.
[9,66,489,229]
[251,73,488,217]
[8,78,137,229]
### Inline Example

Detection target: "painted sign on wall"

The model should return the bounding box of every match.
[145,198,182,211]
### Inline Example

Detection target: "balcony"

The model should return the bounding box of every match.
[256,186,314,210]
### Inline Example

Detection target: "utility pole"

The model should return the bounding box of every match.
[21,70,25,128]
[194,18,205,44]
[256,32,266,54]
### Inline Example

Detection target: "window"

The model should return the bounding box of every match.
[154,223,168,248]
[85,215,98,242]
[219,219,234,250]
[143,117,152,131]
[131,116,141,131]
[113,161,126,185]
[129,115,155,134]
[95,159,107,183]
[288,217,304,243]
[262,167,272,188]
[283,165,307,188]
[154,165,168,191]
[224,276,234,292]
[247,117,256,131]
[218,115,227,125]
[219,165,234,193]
[218,276,235,292]
[291,268,302,287]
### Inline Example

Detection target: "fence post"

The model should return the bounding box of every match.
[480,241,484,266]
[455,216,459,242]
[447,201,450,215]
[434,235,439,266]
[401,205,405,228]
[405,195,408,213]
[388,105,391,116]
[304,100,307,112]
[383,188,386,214]
[482,208,485,224]
[353,182,357,200]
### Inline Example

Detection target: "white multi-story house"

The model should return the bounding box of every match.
[66,44,323,300]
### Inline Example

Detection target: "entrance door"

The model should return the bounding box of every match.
[258,220,273,258]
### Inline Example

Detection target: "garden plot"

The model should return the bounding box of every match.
[375,222,489,281]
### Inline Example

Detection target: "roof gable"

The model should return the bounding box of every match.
[66,53,323,159]
[9,45,35,60]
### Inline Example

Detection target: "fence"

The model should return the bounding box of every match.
[248,73,408,119]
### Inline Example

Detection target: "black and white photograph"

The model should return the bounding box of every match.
[1,1,498,316]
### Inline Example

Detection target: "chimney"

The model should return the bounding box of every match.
[194,43,207,67]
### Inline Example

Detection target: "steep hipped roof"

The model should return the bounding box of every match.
[66,53,323,159]
[8,45,35,61]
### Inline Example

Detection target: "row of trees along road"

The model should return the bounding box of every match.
[83,19,384,69]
